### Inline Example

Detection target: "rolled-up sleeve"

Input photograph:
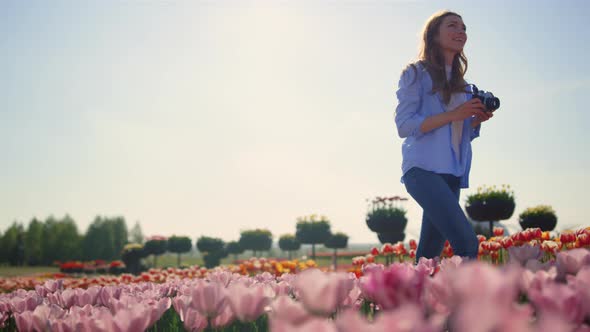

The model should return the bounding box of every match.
[395,68,425,138]
[470,118,481,141]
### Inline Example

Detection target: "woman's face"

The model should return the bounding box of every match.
[436,15,467,55]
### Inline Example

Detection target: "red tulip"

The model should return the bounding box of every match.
[477,235,486,243]
[501,237,514,249]
[493,227,504,237]
[370,247,380,256]
[531,228,543,240]
[490,251,499,261]
[409,239,417,250]
[443,246,454,257]
[381,243,394,255]
[560,232,576,244]
[352,256,365,266]
[578,233,590,247]
[490,242,502,252]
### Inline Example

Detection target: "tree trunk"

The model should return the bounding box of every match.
[153,255,157,268]
[311,244,316,261]
[177,253,181,267]
[332,248,338,271]
[288,250,292,260]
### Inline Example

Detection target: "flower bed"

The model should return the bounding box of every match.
[2,228,590,331]
[1,247,590,331]
[0,258,316,294]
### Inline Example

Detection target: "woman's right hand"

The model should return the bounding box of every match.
[451,98,487,121]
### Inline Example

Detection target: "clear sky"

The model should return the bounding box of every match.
[1,0,589,244]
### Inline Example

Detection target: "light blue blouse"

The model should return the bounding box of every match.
[394,63,481,188]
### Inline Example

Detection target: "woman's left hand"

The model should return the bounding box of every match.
[473,111,494,127]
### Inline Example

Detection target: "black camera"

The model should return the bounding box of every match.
[471,84,500,112]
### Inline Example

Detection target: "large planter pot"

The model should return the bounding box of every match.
[465,198,515,222]
[377,232,406,244]
[366,210,408,233]
[519,214,557,232]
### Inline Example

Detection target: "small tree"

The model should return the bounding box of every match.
[295,215,332,261]
[325,232,349,270]
[196,236,226,268]
[239,229,273,257]
[143,236,168,267]
[167,235,193,267]
[121,243,145,275]
[226,241,244,262]
[278,234,301,260]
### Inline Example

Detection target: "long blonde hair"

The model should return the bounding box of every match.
[408,10,468,104]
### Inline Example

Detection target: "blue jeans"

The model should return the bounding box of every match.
[402,167,479,261]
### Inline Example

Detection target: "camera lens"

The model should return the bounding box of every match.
[486,97,500,111]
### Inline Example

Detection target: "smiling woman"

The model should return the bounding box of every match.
[395,10,495,262]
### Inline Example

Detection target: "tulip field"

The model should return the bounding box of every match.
[1,227,590,331]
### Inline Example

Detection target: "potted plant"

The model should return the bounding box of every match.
[465,184,515,236]
[366,196,408,244]
[519,205,557,231]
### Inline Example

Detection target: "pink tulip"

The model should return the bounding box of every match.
[556,248,590,279]
[189,280,228,318]
[372,304,443,332]
[147,297,172,327]
[270,316,337,332]
[416,257,439,275]
[508,244,541,265]
[520,269,556,294]
[444,262,521,306]
[340,284,362,309]
[44,279,63,293]
[273,280,292,297]
[439,256,463,272]
[206,270,233,287]
[424,269,452,315]
[523,258,556,273]
[334,309,374,332]
[450,300,533,332]
[0,313,7,329]
[268,295,311,326]
[361,263,427,310]
[97,285,123,307]
[528,282,584,324]
[438,262,528,331]
[567,266,590,319]
[111,306,152,332]
[182,308,208,332]
[532,311,576,332]
[74,286,101,307]
[14,311,34,332]
[60,289,77,309]
[172,295,192,322]
[225,282,272,322]
[292,268,354,316]
[9,294,42,313]
[210,303,235,328]
[361,263,384,275]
